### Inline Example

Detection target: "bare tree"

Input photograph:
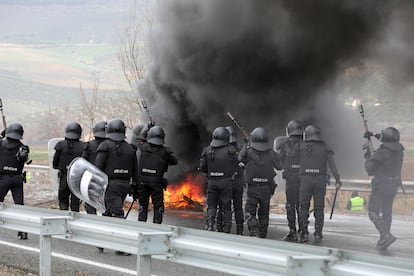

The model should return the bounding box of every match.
[79,80,100,140]
[117,0,153,113]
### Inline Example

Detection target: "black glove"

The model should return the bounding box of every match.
[364,148,371,159]
[0,129,4,138]
[162,178,168,191]
[363,131,374,139]
[364,131,381,140]
[129,182,139,200]
[147,121,155,130]
[270,182,277,196]
[335,181,342,189]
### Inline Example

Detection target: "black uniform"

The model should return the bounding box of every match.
[200,144,238,232]
[239,127,282,238]
[82,138,105,214]
[137,142,177,224]
[298,125,341,244]
[278,135,302,240]
[95,139,138,218]
[0,123,30,239]
[364,127,404,250]
[53,138,84,212]
[216,141,244,234]
[239,145,281,238]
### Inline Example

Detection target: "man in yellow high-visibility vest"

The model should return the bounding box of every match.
[347,191,364,211]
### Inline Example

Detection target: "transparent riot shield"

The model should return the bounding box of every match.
[47,138,64,192]
[67,157,108,212]
[273,136,288,154]
[272,136,288,205]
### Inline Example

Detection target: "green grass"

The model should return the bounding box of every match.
[29,151,50,165]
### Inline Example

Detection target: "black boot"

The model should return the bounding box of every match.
[204,216,215,231]
[236,224,244,235]
[216,224,224,232]
[314,233,323,244]
[115,251,131,256]
[377,233,396,251]
[283,230,298,242]
[17,232,28,240]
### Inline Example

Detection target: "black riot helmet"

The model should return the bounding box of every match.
[65,122,82,140]
[225,126,238,143]
[210,127,230,147]
[5,123,24,140]
[93,121,107,139]
[303,125,322,142]
[286,120,303,137]
[106,119,126,141]
[250,127,271,151]
[380,127,400,143]
[147,126,165,145]
[130,123,146,144]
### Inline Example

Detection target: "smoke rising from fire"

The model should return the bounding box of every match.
[137,0,397,180]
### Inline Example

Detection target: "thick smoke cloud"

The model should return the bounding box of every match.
[137,0,391,180]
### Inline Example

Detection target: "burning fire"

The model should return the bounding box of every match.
[164,172,206,211]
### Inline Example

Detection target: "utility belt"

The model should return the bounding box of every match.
[139,175,164,184]
[0,171,23,177]
[248,178,271,187]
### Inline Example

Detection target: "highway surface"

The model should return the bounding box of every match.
[0,209,413,275]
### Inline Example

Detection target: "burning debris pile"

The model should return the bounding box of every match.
[164,172,206,211]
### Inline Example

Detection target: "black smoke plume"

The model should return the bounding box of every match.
[137,0,391,180]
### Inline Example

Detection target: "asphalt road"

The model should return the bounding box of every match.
[0,209,413,275]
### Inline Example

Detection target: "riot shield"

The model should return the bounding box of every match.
[273,136,288,154]
[67,157,108,212]
[47,138,64,192]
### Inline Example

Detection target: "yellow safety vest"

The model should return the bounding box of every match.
[350,196,364,211]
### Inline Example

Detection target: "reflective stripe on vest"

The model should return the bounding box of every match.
[350,197,364,211]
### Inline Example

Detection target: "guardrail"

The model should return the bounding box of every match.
[1,203,414,276]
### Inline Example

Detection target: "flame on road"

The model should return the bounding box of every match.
[164,172,206,210]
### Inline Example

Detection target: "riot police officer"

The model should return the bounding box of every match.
[277,120,303,242]
[136,126,178,224]
[364,127,404,250]
[200,127,238,233]
[0,123,30,239]
[53,122,84,212]
[239,127,282,238]
[82,121,107,214]
[94,119,138,256]
[95,119,139,218]
[298,125,341,244]
[216,126,244,234]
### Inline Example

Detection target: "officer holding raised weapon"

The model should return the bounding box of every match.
[361,105,404,250]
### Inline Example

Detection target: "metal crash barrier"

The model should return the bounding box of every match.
[1,204,414,276]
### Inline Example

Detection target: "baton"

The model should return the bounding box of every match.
[329,187,339,220]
